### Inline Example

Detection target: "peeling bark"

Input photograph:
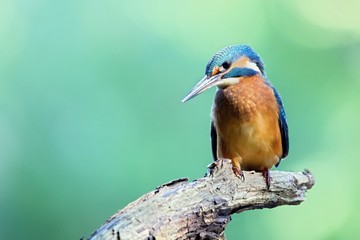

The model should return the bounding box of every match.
[88,159,315,240]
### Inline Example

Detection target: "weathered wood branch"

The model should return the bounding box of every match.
[88,159,315,240]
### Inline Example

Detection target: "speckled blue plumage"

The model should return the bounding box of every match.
[205,45,265,76]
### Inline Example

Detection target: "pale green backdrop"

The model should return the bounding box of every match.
[1,0,359,239]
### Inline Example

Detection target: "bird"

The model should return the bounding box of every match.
[182,45,289,189]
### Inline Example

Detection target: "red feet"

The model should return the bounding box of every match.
[262,168,271,190]
[232,167,245,181]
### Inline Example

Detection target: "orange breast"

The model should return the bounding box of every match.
[212,75,282,171]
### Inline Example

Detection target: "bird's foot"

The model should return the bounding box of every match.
[262,168,271,190]
[232,167,245,181]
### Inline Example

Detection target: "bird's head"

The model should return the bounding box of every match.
[182,45,265,102]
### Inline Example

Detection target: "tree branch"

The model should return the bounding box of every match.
[87,159,315,240]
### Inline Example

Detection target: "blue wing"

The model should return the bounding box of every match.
[210,121,217,161]
[272,87,289,165]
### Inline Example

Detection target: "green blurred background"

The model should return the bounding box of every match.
[1,0,359,239]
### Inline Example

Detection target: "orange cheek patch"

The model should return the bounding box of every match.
[212,67,220,76]
[232,56,250,68]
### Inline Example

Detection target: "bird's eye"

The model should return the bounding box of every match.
[220,61,231,72]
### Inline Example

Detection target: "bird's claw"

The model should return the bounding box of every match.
[232,167,245,181]
[262,168,271,190]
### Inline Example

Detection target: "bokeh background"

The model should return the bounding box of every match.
[1,0,359,239]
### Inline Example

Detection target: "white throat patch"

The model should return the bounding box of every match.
[216,77,240,88]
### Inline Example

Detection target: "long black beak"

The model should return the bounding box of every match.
[181,75,221,103]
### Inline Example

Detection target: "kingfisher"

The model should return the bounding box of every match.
[182,45,289,189]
